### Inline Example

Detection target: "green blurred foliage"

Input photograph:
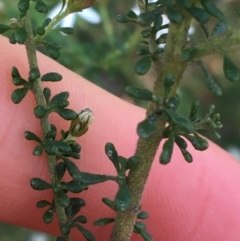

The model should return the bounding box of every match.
[1,0,240,239]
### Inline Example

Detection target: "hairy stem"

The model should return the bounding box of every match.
[22,11,71,241]
[110,6,193,241]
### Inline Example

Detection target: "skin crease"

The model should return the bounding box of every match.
[0,35,240,241]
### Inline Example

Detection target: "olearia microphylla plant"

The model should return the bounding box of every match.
[1,0,240,240]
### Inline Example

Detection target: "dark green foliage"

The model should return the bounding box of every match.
[166,7,183,24]
[73,215,87,224]
[11,87,28,104]
[24,131,42,142]
[73,224,95,241]
[54,108,77,120]
[137,114,158,138]
[116,15,130,23]
[182,47,198,62]
[125,86,153,101]
[35,0,48,14]
[34,105,48,118]
[59,27,74,35]
[56,162,66,180]
[50,91,69,107]
[135,56,151,75]
[102,197,115,210]
[134,222,152,241]
[30,178,52,190]
[141,29,151,38]
[36,200,52,208]
[176,0,191,8]
[18,0,30,12]
[179,147,193,163]
[223,56,240,82]
[125,156,140,170]
[200,24,209,38]
[43,208,53,224]
[198,61,222,96]
[160,134,175,164]
[189,100,200,121]
[11,67,27,86]
[175,135,187,149]
[152,15,163,31]
[114,182,132,211]
[126,10,138,19]
[0,24,11,34]
[187,7,209,24]
[64,158,81,179]
[42,18,52,28]
[63,180,88,193]
[14,27,27,44]
[105,143,120,172]
[94,217,115,226]
[29,67,40,79]
[37,26,45,35]
[43,87,51,104]
[43,42,61,60]
[211,21,228,37]
[184,133,209,151]
[76,173,116,185]
[137,211,149,219]
[165,95,180,111]
[57,189,70,207]
[41,72,62,82]
[201,0,226,22]
[164,73,175,96]
[33,145,43,156]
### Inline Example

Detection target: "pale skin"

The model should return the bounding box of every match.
[0,35,240,240]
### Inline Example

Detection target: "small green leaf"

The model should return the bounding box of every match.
[73,215,87,224]
[116,15,129,23]
[125,156,140,170]
[180,148,193,163]
[137,114,158,139]
[41,72,62,82]
[42,18,52,28]
[18,0,30,12]
[102,197,115,210]
[33,145,43,156]
[187,7,209,24]
[74,224,95,241]
[56,162,66,180]
[135,56,151,75]
[43,208,53,224]
[176,0,191,8]
[199,62,222,96]
[93,218,115,226]
[184,133,209,151]
[114,182,132,211]
[34,105,49,118]
[14,27,27,44]
[211,21,228,37]
[29,67,41,79]
[165,95,180,111]
[201,0,226,22]
[43,87,51,104]
[36,200,51,208]
[64,158,81,179]
[63,180,88,193]
[105,143,120,172]
[50,91,69,106]
[11,87,28,104]
[137,211,149,219]
[30,178,52,190]
[54,108,77,120]
[126,9,137,19]
[141,29,151,38]
[70,142,81,153]
[160,135,175,165]
[175,135,187,149]
[182,47,198,62]
[59,27,74,35]
[35,0,48,13]
[37,26,46,35]
[166,7,183,23]
[223,56,240,82]
[44,42,61,60]
[189,100,200,121]
[0,24,11,33]
[24,131,42,142]
[138,12,155,26]
[57,189,70,207]
[11,66,21,78]
[125,86,153,101]
[153,15,163,31]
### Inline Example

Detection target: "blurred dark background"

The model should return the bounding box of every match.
[1,0,240,240]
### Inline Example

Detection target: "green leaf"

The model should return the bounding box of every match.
[116,15,130,23]
[64,158,81,179]
[24,131,42,142]
[182,47,198,62]
[165,95,180,111]
[42,18,52,28]
[54,108,77,120]
[57,189,70,208]
[74,224,95,241]
[137,114,158,138]
[115,182,132,211]
[176,0,191,8]
[201,0,226,22]
[56,162,66,180]
[105,143,120,172]
[125,156,140,170]
[187,7,209,24]
[164,73,175,96]
[166,7,183,23]
[179,147,193,163]
[184,133,209,151]
[59,27,74,35]
[43,208,53,224]
[0,24,11,34]
[138,12,155,26]
[11,87,28,104]
[125,86,153,101]
[211,21,228,37]
[137,211,149,219]
[43,87,51,104]
[134,221,146,231]
[41,72,62,82]
[175,135,187,149]
[73,215,87,224]
[30,178,52,190]
[36,200,52,208]
[76,173,115,185]
[93,218,115,226]
[189,100,200,121]
[35,0,48,13]
[14,27,27,44]
[102,197,115,210]
[160,135,175,164]
[200,24,209,38]
[135,56,151,75]
[50,91,69,106]
[223,56,240,82]
[37,26,45,35]
[29,67,41,80]
[18,0,30,12]
[199,62,222,96]
[33,145,43,156]
[153,15,163,31]
[141,29,151,38]
[63,180,88,193]
[126,10,137,19]
[44,42,61,60]
[34,105,49,118]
